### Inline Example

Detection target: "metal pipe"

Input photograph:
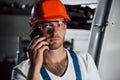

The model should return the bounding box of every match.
[88,0,112,67]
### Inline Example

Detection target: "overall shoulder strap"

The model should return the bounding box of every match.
[40,66,51,80]
[69,50,82,80]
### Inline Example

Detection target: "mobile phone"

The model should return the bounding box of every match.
[30,27,43,40]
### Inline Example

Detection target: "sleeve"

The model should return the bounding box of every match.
[11,68,27,80]
[87,54,101,80]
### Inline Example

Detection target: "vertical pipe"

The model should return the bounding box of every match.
[15,36,22,65]
[88,0,112,67]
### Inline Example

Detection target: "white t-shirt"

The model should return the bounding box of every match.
[11,50,100,80]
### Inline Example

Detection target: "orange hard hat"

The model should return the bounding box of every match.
[29,0,70,27]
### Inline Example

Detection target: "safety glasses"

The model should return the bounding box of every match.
[30,20,66,39]
[36,20,65,33]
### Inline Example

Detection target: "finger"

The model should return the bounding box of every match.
[31,37,47,48]
[34,41,49,52]
[32,41,49,58]
[37,45,49,55]
[28,36,46,51]
[30,45,49,67]
[28,41,49,62]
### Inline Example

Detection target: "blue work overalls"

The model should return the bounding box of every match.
[40,50,82,80]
